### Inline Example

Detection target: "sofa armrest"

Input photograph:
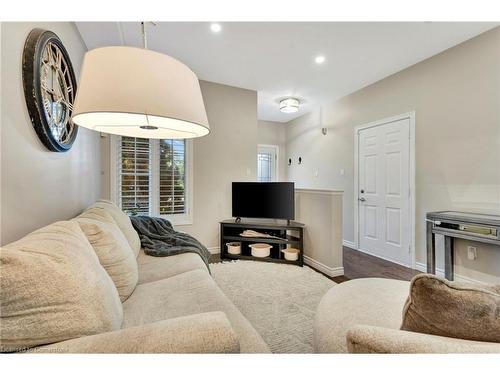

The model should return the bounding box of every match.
[347,325,500,354]
[34,312,239,354]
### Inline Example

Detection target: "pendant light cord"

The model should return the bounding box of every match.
[141,22,157,50]
[141,22,148,49]
[141,21,155,127]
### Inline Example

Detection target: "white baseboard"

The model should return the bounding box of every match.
[342,240,357,249]
[414,262,485,284]
[415,262,444,277]
[208,247,220,255]
[304,255,344,277]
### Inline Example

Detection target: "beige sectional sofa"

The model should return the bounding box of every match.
[0,200,269,353]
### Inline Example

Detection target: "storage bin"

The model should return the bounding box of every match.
[249,243,272,258]
[281,248,300,261]
[226,242,241,255]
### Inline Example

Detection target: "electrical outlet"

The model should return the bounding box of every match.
[467,246,477,260]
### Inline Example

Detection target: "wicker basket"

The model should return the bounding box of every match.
[249,243,272,258]
[226,242,241,255]
[281,248,300,261]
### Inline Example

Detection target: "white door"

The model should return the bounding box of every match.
[257,145,278,182]
[358,118,411,266]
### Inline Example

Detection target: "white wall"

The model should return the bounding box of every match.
[286,27,500,283]
[101,80,258,249]
[1,22,101,245]
[257,120,287,181]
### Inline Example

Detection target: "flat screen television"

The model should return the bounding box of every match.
[232,182,295,220]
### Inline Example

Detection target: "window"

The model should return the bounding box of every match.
[112,136,192,225]
[257,144,278,182]
[257,153,273,182]
[159,139,186,215]
[119,137,151,215]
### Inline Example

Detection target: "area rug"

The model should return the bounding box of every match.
[210,260,336,353]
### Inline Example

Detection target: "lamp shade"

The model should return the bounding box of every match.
[72,46,209,139]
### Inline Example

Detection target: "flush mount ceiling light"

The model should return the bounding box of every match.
[279,98,300,113]
[315,55,326,64]
[71,22,209,139]
[210,23,222,33]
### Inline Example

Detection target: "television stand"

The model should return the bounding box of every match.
[220,219,304,266]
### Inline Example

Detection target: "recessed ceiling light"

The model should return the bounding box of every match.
[315,55,325,64]
[280,98,300,113]
[210,23,222,33]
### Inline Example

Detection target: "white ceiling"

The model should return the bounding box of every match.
[75,22,497,122]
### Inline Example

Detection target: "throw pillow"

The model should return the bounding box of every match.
[0,221,123,352]
[90,200,141,257]
[74,208,138,302]
[401,274,500,343]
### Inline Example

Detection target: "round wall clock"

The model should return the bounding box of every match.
[22,28,78,152]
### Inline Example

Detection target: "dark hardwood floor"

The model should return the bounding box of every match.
[209,253,222,264]
[330,246,420,283]
[210,246,420,284]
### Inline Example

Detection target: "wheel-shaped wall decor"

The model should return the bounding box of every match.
[22,28,78,152]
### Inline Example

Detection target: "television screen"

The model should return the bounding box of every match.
[232,182,295,220]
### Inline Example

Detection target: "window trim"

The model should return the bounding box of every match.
[110,135,193,226]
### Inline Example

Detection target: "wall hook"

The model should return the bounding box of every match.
[288,158,292,166]
[298,157,302,165]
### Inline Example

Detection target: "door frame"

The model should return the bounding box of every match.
[353,111,416,269]
[257,144,279,182]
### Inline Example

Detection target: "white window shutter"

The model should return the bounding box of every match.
[116,137,188,219]
[159,139,186,215]
[118,137,151,215]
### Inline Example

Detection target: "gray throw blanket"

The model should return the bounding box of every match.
[130,215,210,271]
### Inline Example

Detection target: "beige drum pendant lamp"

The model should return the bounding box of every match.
[72,23,209,139]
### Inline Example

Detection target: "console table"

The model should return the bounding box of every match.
[426,211,500,280]
[220,219,304,266]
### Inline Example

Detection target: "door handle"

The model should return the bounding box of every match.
[359,197,366,202]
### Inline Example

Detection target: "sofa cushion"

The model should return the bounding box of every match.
[122,269,270,353]
[401,274,500,343]
[313,278,410,353]
[38,312,240,354]
[347,325,500,353]
[74,208,138,301]
[0,221,123,352]
[137,249,208,284]
[90,200,141,257]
